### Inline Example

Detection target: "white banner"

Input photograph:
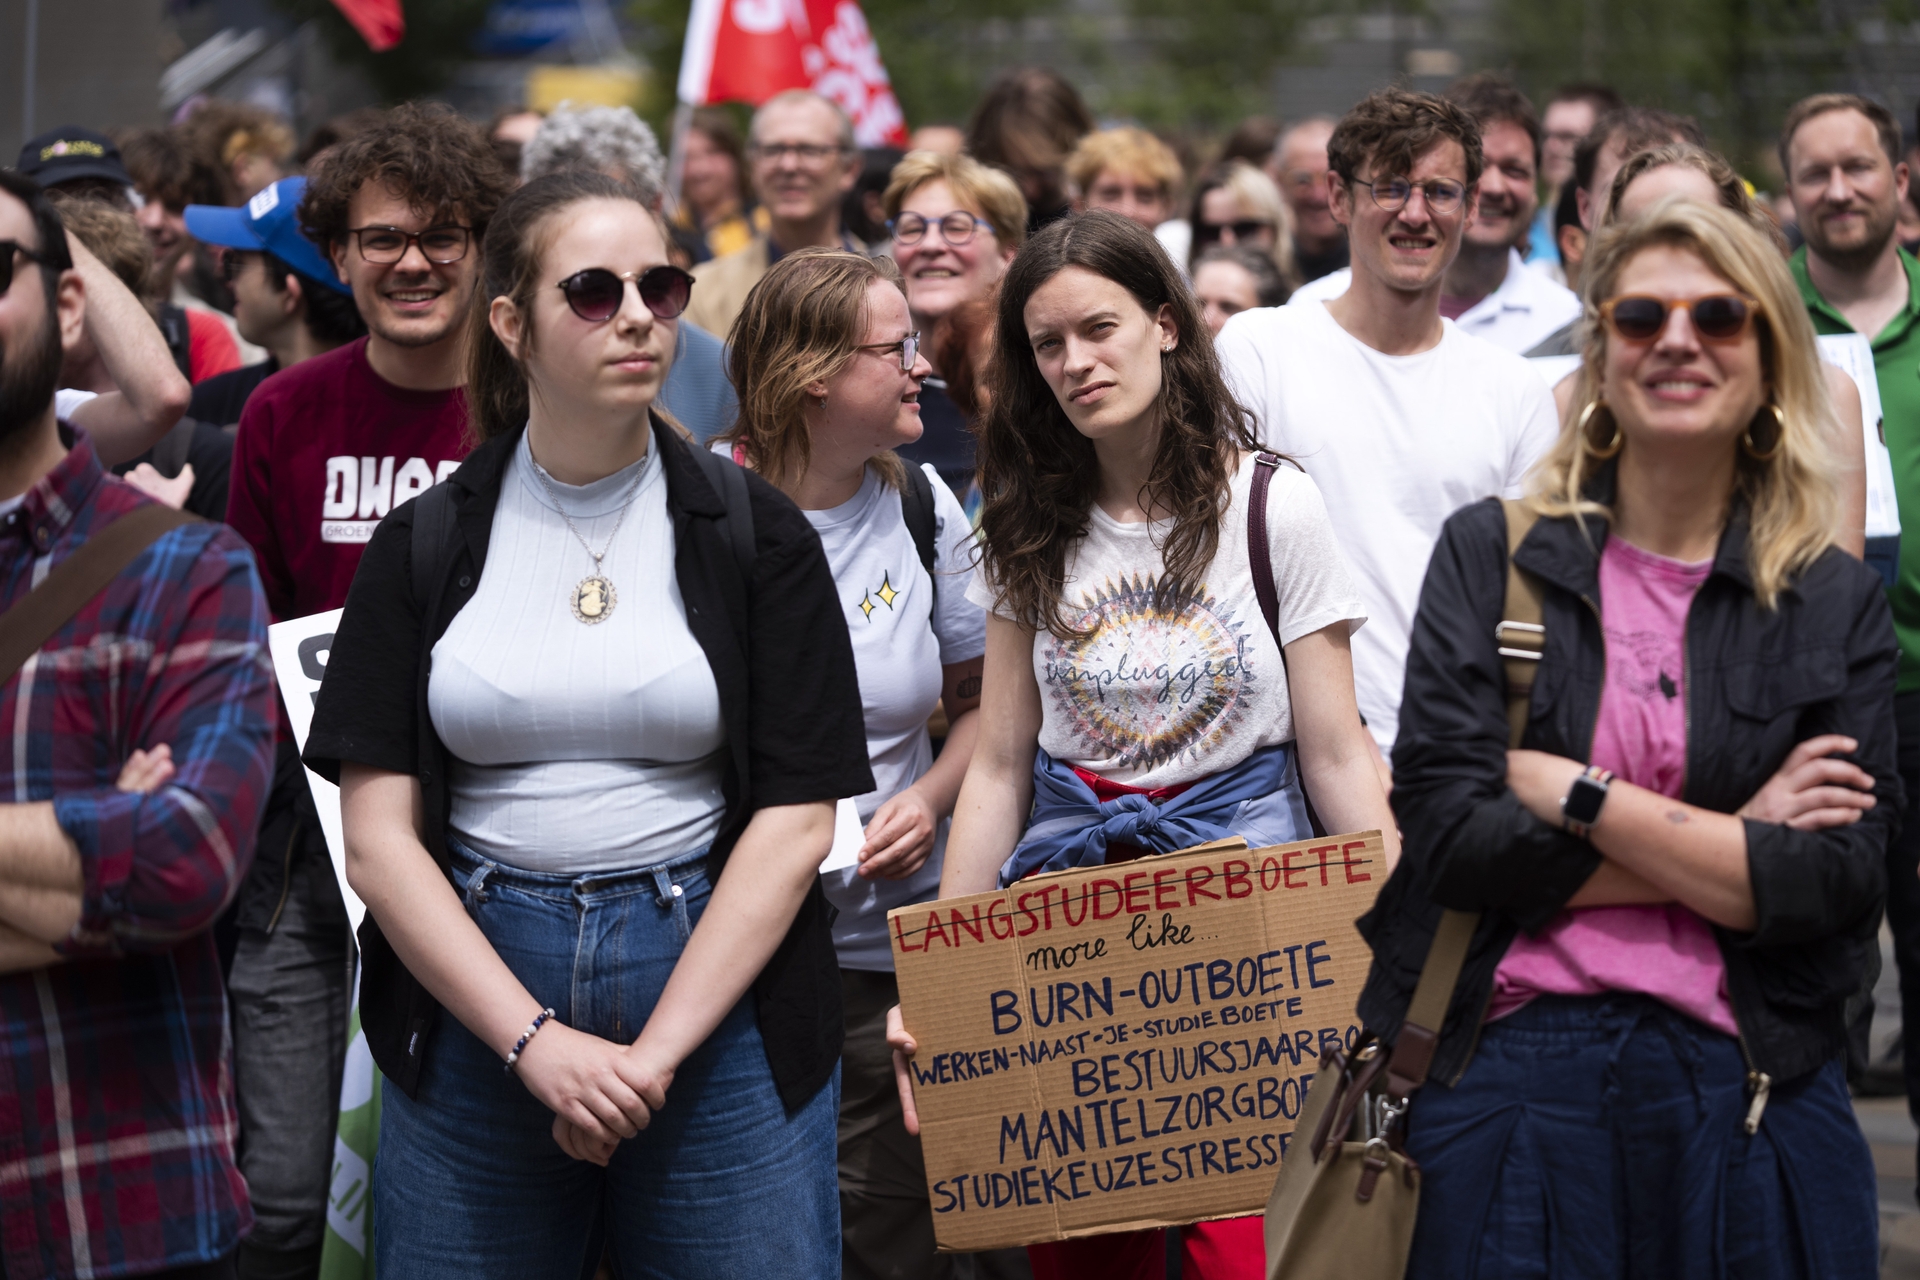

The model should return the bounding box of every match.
[266,608,361,934]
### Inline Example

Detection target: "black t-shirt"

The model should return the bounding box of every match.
[896,378,974,497]
[1295,238,1351,285]
[187,358,278,427]
[109,419,234,523]
[304,417,873,1106]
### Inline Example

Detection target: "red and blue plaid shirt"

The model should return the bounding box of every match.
[0,431,275,1279]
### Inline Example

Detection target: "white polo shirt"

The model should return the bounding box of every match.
[1288,249,1582,355]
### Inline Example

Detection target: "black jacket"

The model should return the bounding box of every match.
[1360,486,1902,1087]
[304,416,875,1108]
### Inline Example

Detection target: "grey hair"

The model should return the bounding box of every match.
[520,104,667,207]
[750,89,857,153]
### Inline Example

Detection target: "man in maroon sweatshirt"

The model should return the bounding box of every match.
[222,102,512,1280]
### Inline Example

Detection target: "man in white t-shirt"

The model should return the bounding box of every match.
[1287,76,1580,355]
[1218,88,1561,756]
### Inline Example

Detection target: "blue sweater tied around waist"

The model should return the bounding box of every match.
[999,742,1314,887]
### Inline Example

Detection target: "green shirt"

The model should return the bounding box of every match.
[1794,244,1920,690]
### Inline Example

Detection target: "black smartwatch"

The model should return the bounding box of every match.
[1561,766,1614,838]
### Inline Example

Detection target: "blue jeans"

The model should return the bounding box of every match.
[373,840,841,1279]
[1405,994,1877,1280]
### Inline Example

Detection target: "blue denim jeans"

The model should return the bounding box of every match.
[1405,994,1877,1280]
[373,840,841,1279]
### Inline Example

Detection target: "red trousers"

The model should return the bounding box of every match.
[1025,1215,1264,1280]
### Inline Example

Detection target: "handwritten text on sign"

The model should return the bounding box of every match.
[891,832,1383,1251]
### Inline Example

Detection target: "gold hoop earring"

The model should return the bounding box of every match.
[1741,402,1785,462]
[1578,399,1622,459]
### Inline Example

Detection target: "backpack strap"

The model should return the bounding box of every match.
[1248,450,1328,836]
[1495,498,1547,751]
[898,461,938,614]
[689,443,758,606]
[1248,452,1286,655]
[0,504,198,685]
[409,481,458,615]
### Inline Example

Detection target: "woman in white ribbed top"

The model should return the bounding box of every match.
[320,170,870,1277]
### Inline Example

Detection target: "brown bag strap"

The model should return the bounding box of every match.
[0,504,199,685]
[1383,500,1543,1100]
[1496,497,1546,750]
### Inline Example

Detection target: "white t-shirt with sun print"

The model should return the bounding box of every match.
[967,452,1367,790]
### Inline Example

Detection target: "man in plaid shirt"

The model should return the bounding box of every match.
[0,172,275,1278]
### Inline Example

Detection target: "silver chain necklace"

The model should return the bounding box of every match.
[528,444,647,625]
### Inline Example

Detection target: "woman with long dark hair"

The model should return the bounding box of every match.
[302,170,872,1276]
[890,209,1397,1279]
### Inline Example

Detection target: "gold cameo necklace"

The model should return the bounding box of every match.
[529,445,646,625]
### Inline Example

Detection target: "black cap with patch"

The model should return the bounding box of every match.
[16,128,134,189]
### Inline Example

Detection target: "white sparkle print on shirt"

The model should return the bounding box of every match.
[1038,572,1256,773]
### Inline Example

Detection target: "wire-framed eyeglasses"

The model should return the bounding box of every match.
[854,332,922,372]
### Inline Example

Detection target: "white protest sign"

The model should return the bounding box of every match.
[266,609,362,934]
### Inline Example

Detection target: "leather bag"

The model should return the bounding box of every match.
[1261,498,1542,1279]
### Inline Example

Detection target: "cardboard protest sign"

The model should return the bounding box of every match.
[266,609,362,933]
[891,831,1384,1252]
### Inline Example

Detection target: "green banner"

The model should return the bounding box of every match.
[319,979,379,1280]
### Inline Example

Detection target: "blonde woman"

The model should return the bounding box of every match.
[1067,126,1184,230]
[1547,143,1871,558]
[1368,198,1890,1275]
[1187,160,1297,296]
[722,249,991,1279]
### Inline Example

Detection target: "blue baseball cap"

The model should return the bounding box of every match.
[184,177,352,296]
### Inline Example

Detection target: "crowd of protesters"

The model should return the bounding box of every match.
[0,53,1917,1280]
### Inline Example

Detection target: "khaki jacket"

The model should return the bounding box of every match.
[685,236,772,339]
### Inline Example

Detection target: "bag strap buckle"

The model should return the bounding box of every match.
[1495,618,1545,661]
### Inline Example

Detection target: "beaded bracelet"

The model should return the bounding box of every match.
[504,1007,557,1074]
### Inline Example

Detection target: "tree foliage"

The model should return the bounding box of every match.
[1103,0,1324,132]
[1492,0,1874,174]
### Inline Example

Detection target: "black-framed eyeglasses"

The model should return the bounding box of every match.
[1351,177,1469,215]
[0,240,45,296]
[1194,218,1275,245]
[557,265,696,323]
[854,331,922,372]
[1598,293,1760,343]
[348,224,473,265]
[889,211,992,247]
[748,142,849,166]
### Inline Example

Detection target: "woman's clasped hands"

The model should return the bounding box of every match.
[512,1024,676,1166]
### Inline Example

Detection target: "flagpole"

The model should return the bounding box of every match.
[666,99,693,209]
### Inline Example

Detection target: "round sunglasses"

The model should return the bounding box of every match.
[1598,293,1759,343]
[557,265,696,323]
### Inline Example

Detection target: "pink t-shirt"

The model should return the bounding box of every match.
[1487,536,1740,1036]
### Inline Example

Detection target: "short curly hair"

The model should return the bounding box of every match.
[299,102,513,252]
[1327,89,1484,190]
[118,128,223,213]
[519,104,666,206]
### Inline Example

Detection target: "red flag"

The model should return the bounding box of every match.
[678,0,908,146]
[329,0,405,52]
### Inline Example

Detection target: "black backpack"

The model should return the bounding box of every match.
[898,459,938,611]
